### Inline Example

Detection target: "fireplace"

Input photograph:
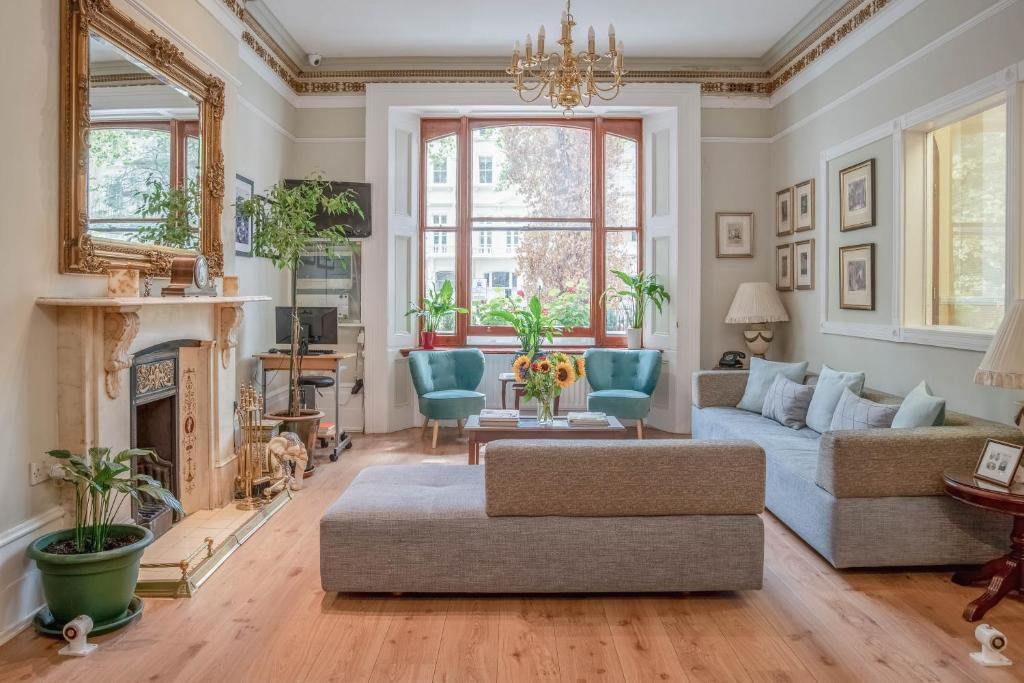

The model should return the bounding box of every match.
[130,341,200,533]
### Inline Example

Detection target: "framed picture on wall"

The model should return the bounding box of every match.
[776,187,793,236]
[715,212,754,258]
[234,174,255,257]
[795,239,815,290]
[776,243,794,291]
[839,243,875,310]
[795,179,814,232]
[839,159,875,231]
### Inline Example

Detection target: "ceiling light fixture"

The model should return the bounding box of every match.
[506,0,626,115]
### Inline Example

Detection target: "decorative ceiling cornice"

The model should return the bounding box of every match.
[224,0,897,100]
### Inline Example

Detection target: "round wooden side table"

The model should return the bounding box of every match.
[943,469,1024,622]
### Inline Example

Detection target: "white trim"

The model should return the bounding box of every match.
[237,95,296,141]
[194,0,244,40]
[900,67,1018,130]
[115,0,241,87]
[821,321,899,342]
[700,95,771,109]
[0,507,65,550]
[772,0,1020,141]
[769,0,928,106]
[700,136,772,144]
[239,44,296,103]
[899,327,994,352]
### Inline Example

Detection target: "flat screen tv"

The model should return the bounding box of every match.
[284,180,371,238]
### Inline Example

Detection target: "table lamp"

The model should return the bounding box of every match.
[975,299,1024,431]
[725,282,790,358]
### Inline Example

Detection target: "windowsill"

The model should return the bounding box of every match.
[820,320,994,352]
[399,342,627,357]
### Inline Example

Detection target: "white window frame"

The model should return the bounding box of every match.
[819,66,1021,352]
[431,159,448,185]
[477,155,493,184]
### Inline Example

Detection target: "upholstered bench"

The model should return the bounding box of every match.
[320,439,766,593]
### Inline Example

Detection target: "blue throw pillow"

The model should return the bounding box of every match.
[805,365,866,433]
[736,358,809,414]
[892,381,946,428]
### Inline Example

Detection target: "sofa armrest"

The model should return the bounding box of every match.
[692,370,748,408]
[816,425,1024,498]
[485,439,764,517]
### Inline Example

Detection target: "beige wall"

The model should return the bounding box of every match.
[769,0,1024,423]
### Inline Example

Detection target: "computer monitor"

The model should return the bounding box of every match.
[275,306,338,345]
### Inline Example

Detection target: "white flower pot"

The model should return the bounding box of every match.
[626,328,643,349]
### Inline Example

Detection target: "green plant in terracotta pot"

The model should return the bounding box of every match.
[405,279,466,349]
[27,447,182,630]
[235,176,363,473]
[601,270,671,349]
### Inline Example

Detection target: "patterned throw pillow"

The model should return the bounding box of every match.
[829,388,899,431]
[761,375,815,430]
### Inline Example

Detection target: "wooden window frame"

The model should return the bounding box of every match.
[419,116,642,348]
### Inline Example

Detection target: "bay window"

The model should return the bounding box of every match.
[421,117,642,346]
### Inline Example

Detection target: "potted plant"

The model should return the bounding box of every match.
[26,447,182,629]
[512,351,584,424]
[602,270,671,349]
[405,279,466,349]
[132,175,201,250]
[236,177,363,472]
[487,295,569,361]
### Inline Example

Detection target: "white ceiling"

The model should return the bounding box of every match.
[256,0,824,61]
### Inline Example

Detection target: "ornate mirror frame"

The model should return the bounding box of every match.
[60,0,225,276]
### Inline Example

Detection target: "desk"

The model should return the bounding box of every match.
[255,352,356,461]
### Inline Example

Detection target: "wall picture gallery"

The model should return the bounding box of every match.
[773,157,878,309]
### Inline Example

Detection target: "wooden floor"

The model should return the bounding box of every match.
[3,428,1024,682]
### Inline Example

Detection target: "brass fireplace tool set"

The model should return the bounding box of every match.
[235,384,269,510]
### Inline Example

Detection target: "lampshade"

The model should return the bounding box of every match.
[975,299,1024,389]
[725,282,790,324]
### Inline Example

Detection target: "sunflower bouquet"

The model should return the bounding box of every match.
[512,351,585,424]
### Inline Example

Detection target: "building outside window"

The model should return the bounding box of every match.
[478,156,493,184]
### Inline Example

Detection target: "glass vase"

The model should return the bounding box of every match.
[537,394,555,425]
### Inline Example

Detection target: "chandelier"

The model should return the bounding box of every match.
[506,0,625,114]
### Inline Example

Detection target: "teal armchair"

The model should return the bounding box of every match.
[409,349,486,448]
[583,349,662,438]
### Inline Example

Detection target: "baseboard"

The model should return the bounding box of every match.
[0,506,66,646]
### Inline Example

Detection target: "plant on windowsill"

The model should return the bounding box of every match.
[487,295,570,362]
[235,176,363,472]
[601,271,671,349]
[26,447,183,632]
[405,279,466,349]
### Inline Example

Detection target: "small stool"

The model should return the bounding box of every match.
[299,375,335,444]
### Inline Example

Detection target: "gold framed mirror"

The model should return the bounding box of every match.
[60,0,225,276]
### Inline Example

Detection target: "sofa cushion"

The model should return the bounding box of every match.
[587,389,651,419]
[805,365,866,433]
[736,358,808,414]
[761,375,814,429]
[418,389,485,419]
[892,381,946,428]
[830,388,899,431]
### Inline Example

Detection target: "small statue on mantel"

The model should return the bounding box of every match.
[267,432,308,491]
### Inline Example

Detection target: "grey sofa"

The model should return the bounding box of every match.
[692,370,1021,569]
[321,439,765,593]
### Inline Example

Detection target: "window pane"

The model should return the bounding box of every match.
[423,231,458,334]
[472,125,591,219]
[186,134,200,184]
[425,134,457,227]
[604,231,640,333]
[928,103,1006,330]
[88,127,171,224]
[472,230,591,329]
[605,134,638,227]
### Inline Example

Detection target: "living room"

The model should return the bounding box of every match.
[3,0,1024,680]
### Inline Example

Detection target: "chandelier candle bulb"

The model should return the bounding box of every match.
[525,34,532,61]
[608,24,615,53]
[588,26,595,55]
[537,26,545,56]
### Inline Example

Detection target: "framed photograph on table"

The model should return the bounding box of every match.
[715,212,754,258]
[234,174,255,257]
[776,187,793,236]
[974,439,1024,487]
[839,159,875,231]
[795,179,814,232]
[776,243,793,291]
[839,243,875,310]
[795,239,815,290]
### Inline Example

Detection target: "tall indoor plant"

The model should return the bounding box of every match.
[602,270,671,349]
[236,177,363,471]
[27,447,182,630]
[488,295,569,361]
[406,279,466,349]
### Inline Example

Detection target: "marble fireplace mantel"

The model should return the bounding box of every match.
[37,296,270,399]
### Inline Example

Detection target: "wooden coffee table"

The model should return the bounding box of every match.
[944,469,1024,621]
[464,415,626,465]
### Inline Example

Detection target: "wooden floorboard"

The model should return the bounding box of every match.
[2,427,1024,682]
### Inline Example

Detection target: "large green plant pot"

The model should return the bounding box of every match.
[26,523,153,625]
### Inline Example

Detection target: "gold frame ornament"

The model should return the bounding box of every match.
[60,0,225,277]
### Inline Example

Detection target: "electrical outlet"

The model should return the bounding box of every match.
[29,461,50,486]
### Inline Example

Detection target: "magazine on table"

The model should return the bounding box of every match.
[479,409,520,426]
[567,411,609,426]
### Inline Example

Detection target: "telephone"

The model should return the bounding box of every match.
[718,351,746,368]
